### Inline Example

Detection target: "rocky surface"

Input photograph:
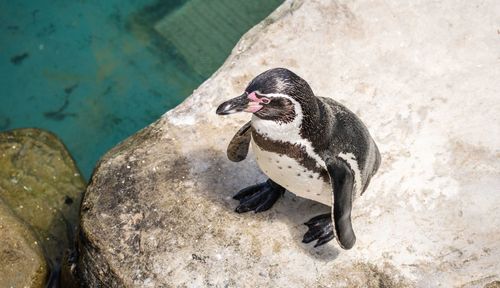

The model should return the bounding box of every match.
[78,0,500,287]
[0,128,86,286]
[0,198,48,288]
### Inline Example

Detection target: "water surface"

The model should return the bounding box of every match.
[1,0,283,179]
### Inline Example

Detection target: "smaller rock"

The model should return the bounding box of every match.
[0,128,86,286]
[0,198,48,288]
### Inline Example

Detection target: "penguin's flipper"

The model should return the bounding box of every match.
[326,157,356,250]
[227,121,252,162]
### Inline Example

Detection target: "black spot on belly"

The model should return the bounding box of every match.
[309,175,313,179]
[288,165,292,169]
[252,131,329,182]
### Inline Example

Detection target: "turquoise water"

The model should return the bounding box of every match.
[1,0,282,180]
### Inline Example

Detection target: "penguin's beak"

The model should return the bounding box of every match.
[216,93,249,115]
[216,92,269,115]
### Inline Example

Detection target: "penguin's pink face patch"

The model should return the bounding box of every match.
[245,91,270,113]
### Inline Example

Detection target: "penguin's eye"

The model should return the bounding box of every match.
[261,98,271,104]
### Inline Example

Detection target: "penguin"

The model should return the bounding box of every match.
[216,68,381,249]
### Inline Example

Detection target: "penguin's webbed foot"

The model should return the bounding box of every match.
[303,213,334,247]
[233,179,285,213]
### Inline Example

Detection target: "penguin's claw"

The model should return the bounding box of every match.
[233,180,285,213]
[314,231,335,247]
[302,213,335,247]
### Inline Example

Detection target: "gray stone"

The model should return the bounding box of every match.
[0,128,86,286]
[78,0,500,287]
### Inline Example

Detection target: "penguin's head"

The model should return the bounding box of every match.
[216,68,314,122]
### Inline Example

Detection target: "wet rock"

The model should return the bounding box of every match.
[0,198,48,288]
[78,0,500,287]
[0,128,86,286]
[485,281,500,288]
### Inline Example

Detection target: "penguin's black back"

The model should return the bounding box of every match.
[309,97,381,195]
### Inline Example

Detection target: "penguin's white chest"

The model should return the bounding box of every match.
[251,138,332,206]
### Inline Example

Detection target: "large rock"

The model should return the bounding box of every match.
[77,0,500,287]
[0,128,86,286]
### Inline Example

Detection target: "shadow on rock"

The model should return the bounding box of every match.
[187,148,340,261]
